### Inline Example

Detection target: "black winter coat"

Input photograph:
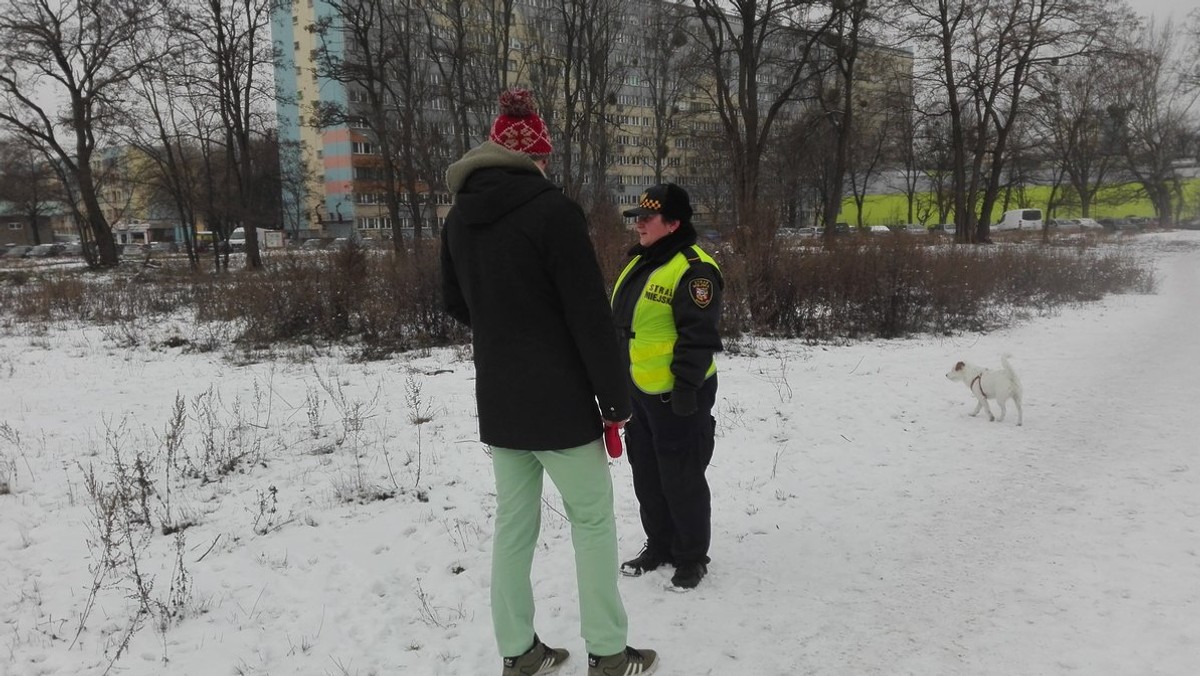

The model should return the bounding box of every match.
[441,142,631,450]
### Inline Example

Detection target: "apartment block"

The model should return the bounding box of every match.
[272,0,912,239]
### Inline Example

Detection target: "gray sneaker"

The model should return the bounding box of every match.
[587,646,658,676]
[501,634,568,676]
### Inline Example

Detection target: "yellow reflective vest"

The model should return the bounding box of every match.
[612,246,720,394]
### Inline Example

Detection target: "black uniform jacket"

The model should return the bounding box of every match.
[441,142,631,450]
[611,225,724,397]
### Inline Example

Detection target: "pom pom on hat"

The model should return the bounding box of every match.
[489,87,554,156]
[498,88,538,117]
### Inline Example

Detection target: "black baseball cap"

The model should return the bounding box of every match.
[622,183,694,223]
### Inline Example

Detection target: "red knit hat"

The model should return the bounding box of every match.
[488,88,553,156]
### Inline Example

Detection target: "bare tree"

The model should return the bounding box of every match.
[823,12,910,229]
[913,107,956,225]
[814,0,876,232]
[1108,21,1198,225]
[169,0,277,268]
[123,31,210,266]
[1028,55,1122,220]
[890,94,922,225]
[0,0,165,267]
[278,138,318,241]
[0,135,65,245]
[844,104,895,227]
[900,0,1133,242]
[423,0,519,158]
[526,0,626,210]
[315,0,441,251]
[768,111,829,229]
[688,0,836,244]
[635,4,702,185]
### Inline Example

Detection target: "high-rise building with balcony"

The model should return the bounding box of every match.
[271,0,912,240]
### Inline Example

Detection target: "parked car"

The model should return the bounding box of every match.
[59,242,84,256]
[1099,218,1138,231]
[1047,218,1078,228]
[902,223,928,234]
[144,241,179,254]
[931,223,956,234]
[300,238,330,250]
[778,226,816,239]
[1077,218,1104,230]
[27,243,63,258]
[3,245,32,258]
[868,225,892,235]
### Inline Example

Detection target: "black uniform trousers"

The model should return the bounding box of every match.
[624,375,717,566]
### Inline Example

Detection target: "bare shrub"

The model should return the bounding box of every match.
[193,243,466,356]
[251,485,288,535]
[0,421,21,495]
[186,387,264,481]
[70,383,281,668]
[725,236,1155,340]
[75,421,194,669]
[0,265,200,326]
[404,372,436,490]
[0,452,12,495]
[0,234,1154,347]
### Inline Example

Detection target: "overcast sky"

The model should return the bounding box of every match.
[1127,0,1199,20]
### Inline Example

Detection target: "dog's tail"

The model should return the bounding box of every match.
[1001,353,1022,393]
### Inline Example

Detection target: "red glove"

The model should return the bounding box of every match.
[603,423,623,458]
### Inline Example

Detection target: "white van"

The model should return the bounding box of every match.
[227,227,283,252]
[994,208,1042,231]
[228,227,246,252]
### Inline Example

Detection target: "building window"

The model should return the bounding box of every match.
[7,223,22,230]
[357,216,393,229]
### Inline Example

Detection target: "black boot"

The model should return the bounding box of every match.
[670,561,707,589]
[620,545,673,577]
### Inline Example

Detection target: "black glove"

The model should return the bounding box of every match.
[670,388,697,416]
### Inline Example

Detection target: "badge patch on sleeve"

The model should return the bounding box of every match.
[689,278,713,308]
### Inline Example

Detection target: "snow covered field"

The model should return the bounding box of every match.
[2,231,1198,676]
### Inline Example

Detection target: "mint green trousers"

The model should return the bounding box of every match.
[491,439,628,658]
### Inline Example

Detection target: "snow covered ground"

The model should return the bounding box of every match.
[2,231,1198,676]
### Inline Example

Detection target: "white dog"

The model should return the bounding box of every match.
[945,354,1023,425]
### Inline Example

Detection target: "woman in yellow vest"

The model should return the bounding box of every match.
[611,183,723,590]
